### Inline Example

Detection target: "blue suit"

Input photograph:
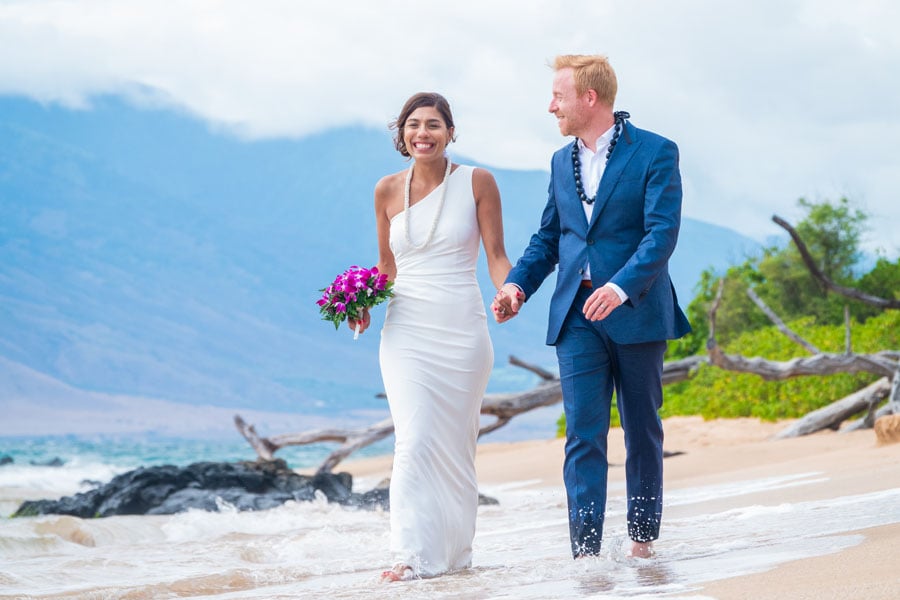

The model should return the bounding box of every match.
[507,121,690,556]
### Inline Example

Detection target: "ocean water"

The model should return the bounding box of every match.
[1,439,899,599]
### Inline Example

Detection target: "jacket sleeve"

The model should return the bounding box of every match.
[609,139,682,304]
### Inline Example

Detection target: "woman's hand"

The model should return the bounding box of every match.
[491,284,524,323]
[348,308,372,335]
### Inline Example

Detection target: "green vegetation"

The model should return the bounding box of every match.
[556,198,899,438]
[662,310,898,421]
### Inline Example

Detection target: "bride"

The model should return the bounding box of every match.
[351,92,512,581]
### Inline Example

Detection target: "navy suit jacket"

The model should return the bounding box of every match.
[507,121,691,346]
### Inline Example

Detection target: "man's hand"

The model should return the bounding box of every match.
[491,284,525,323]
[582,284,623,321]
[347,308,371,334]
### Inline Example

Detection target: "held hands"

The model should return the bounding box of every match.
[582,284,623,321]
[491,284,524,323]
[347,308,372,335]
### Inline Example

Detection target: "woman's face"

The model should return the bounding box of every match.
[403,106,452,161]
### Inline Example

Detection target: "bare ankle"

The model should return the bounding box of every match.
[380,564,414,582]
[629,541,655,559]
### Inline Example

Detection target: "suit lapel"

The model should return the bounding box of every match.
[558,140,590,229]
[588,122,641,230]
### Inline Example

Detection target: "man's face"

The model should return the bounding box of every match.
[549,67,588,138]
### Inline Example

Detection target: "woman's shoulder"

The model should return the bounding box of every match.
[374,170,406,199]
[468,165,497,185]
[467,165,499,199]
[457,163,489,178]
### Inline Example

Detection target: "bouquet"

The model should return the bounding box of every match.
[316,265,393,339]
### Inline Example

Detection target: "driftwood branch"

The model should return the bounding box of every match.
[662,355,707,385]
[707,346,898,381]
[478,379,563,429]
[844,305,852,354]
[746,287,819,354]
[772,215,900,309]
[233,415,277,460]
[509,355,557,380]
[773,378,892,439]
[234,414,395,474]
[890,367,900,414]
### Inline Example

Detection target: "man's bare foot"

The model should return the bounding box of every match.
[628,541,655,559]
[380,564,414,582]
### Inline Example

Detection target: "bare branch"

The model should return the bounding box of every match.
[479,380,563,421]
[709,278,725,343]
[890,367,900,414]
[844,305,852,355]
[845,403,895,432]
[746,287,819,354]
[772,215,900,309]
[662,355,707,384]
[707,346,897,380]
[509,355,557,380]
[314,418,396,474]
[234,415,277,460]
[478,417,512,437]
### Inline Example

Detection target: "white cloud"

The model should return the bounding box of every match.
[1,0,898,254]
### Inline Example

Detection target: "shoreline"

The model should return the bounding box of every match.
[341,416,900,599]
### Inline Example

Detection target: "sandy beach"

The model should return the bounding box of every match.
[342,416,900,599]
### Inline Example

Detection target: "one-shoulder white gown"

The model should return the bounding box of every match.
[379,164,493,577]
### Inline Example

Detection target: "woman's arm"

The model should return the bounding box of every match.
[373,175,398,282]
[349,175,398,334]
[473,167,512,290]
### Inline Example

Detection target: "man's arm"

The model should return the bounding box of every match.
[492,179,561,321]
[608,139,683,303]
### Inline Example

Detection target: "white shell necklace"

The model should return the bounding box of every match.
[403,157,452,250]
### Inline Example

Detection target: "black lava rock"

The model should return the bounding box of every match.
[12,458,500,518]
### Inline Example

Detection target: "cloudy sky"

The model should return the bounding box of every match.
[2,0,898,255]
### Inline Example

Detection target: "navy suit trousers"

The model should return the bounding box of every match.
[556,286,667,556]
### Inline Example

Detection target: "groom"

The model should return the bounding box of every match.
[493,54,690,559]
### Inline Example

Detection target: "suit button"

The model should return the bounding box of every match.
[587,239,594,245]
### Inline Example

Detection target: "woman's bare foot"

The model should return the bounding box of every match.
[628,541,655,559]
[380,564,414,582]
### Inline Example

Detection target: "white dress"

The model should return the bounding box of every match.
[379,164,493,577]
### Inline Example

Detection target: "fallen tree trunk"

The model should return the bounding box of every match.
[773,377,891,439]
[706,345,898,381]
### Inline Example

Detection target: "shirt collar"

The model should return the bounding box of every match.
[577,122,617,155]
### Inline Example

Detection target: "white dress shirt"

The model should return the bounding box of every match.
[577,126,628,303]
